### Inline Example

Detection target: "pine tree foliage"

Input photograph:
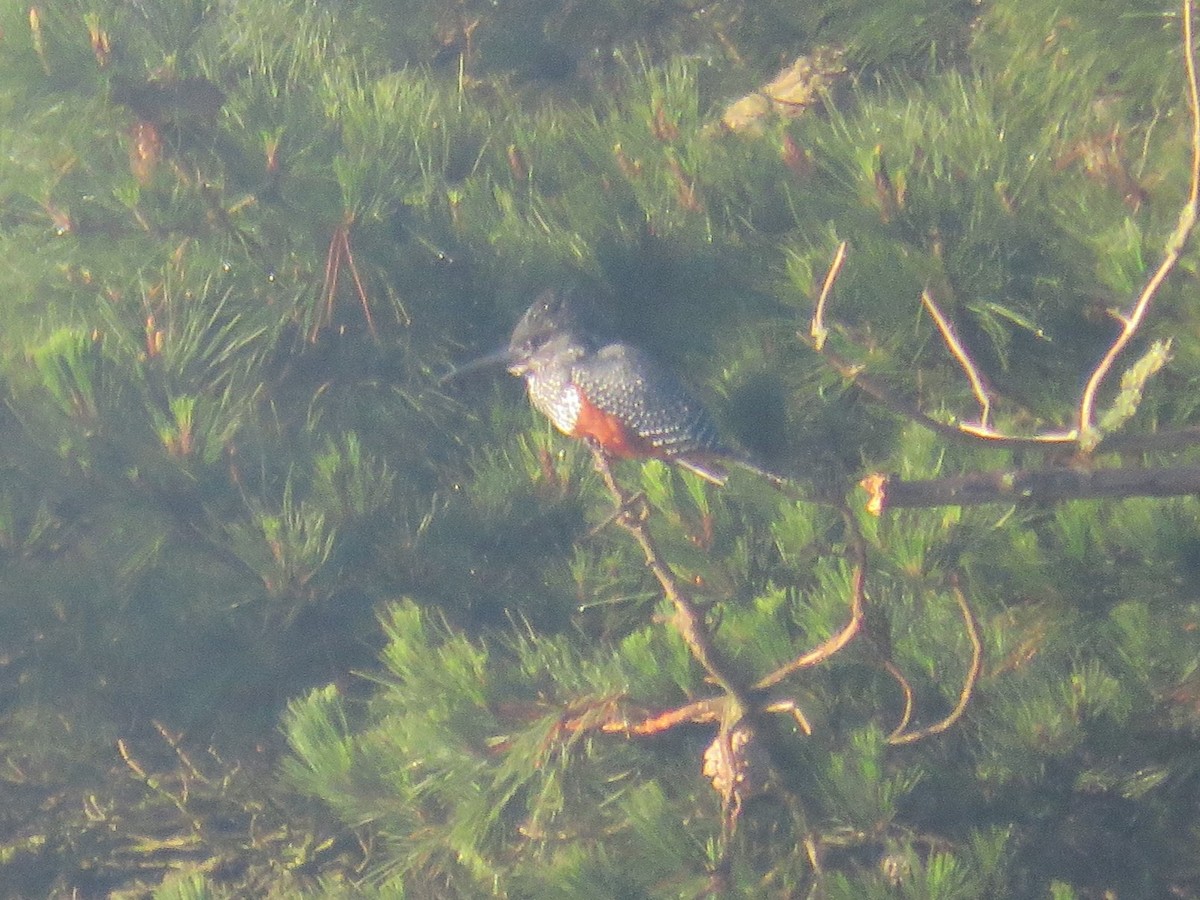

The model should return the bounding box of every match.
[1,0,1199,895]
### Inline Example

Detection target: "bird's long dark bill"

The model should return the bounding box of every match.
[438,347,513,385]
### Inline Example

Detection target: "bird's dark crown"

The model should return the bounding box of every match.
[508,288,607,361]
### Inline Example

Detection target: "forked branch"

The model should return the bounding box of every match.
[583,462,974,750]
[755,501,866,691]
[809,0,1200,457]
[589,447,753,708]
[887,576,983,745]
[1077,0,1200,447]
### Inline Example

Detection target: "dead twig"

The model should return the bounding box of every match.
[1077,0,1200,447]
[756,501,867,691]
[601,696,726,735]
[589,447,752,708]
[803,267,1075,449]
[888,576,983,745]
[921,289,995,431]
[810,240,848,350]
[813,341,1078,448]
[310,215,378,343]
[880,658,916,737]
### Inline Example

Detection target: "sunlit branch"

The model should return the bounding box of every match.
[880,658,915,738]
[809,1,1200,455]
[810,239,848,350]
[921,289,995,431]
[888,576,982,745]
[590,447,753,708]
[600,696,725,735]
[756,502,866,691]
[814,342,1077,449]
[1076,0,1199,445]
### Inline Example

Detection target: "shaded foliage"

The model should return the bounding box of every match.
[0,0,1198,896]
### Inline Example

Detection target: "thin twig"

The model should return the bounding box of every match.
[342,229,378,339]
[809,3,1200,453]
[589,447,752,708]
[887,576,983,745]
[810,240,848,350]
[117,738,148,779]
[880,658,915,738]
[312,225,341,343]
[823,339,1200,454]
[311,217,379,343]
[805,244,1073,448]
[756,502,866,691]
[153,719,207,783]
[600,696,726,735]
[921,289,994,430]
[811,342,1078,449]
[1076,0,1200,444]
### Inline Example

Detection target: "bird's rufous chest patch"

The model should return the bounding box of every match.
[570,387,654,458]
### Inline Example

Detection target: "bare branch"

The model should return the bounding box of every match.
[880,659,915,737]
[813,342,1078,448]
[808,1,1200,455]
[863,464,1200,512]
[589,447,753,707]
[571,475,983,749]
[604,697,725,735]
[888,576,983,745]
[810,240,848,350]
[1076,0,1200,446]
[755,502,866,691]
[921,289,995,430]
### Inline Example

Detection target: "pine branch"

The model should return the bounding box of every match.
[887,575,983,745]
[589,446,753,709]
[1076,0,1200,448]
[806,0,1200,456]
[754,502,866,691]
[862,464,1200,512]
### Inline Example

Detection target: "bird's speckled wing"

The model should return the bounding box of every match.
[570,344,726,457]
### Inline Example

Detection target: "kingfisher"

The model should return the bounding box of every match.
[445,288,785,487]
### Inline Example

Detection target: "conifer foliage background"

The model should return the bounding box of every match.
[1,0,1199,896]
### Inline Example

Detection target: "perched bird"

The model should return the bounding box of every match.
[445,288,786,487]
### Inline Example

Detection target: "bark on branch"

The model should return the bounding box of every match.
[863,464,1200,513]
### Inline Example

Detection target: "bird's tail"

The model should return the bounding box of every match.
[674,455,730,486]
[728,452,802,492]
[674,452,798,491]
